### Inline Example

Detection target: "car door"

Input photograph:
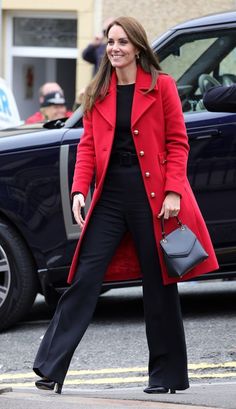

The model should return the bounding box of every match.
[186,112,236,266]
[154,23,236,267]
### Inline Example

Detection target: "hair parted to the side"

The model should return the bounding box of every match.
[82,16,162,113]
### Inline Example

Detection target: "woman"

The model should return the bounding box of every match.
[33,16,218,395]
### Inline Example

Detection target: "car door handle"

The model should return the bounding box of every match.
[195,129,221,140]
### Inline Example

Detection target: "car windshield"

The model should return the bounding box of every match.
[156,28,236,113]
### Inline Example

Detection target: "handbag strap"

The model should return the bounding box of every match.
[161,216,183,240]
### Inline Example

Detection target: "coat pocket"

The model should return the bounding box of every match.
[158,151,167,180]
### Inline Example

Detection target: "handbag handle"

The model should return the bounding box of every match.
[161,216,183,241]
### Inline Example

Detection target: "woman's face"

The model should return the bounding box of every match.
[106,24,138,70]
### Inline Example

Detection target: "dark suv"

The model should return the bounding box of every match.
[1,11,236,331]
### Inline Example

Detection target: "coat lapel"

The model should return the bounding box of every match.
[94,72,117,128]
[131,66,157,127]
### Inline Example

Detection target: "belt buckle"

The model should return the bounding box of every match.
[120,152,132,166]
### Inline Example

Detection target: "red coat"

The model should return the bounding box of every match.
[25,110,72,124]
[68,66,218,285]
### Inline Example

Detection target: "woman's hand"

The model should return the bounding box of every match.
[72,193,85,228]
[158,192,181,219]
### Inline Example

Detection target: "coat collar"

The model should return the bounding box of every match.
[132,66,157,126]
[94,65,157,127]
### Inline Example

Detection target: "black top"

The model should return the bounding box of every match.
[203,84,236,113]
[112,83,136,154]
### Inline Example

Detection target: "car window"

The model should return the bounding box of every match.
[219,48,236,80]
[157,29,236,113]
[160,37,216,81]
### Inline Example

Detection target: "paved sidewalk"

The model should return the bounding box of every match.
[0,382,236,409]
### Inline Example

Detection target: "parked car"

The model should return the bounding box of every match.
[1,10,236,331]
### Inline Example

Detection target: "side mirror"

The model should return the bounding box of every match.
[43,117,67,129]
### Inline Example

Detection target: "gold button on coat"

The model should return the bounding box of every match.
[139,151,144,157]
[145,172,150,178]
[133,129,139,135]
[150,192,156,198]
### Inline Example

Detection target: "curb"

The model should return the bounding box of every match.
[0,387,220,409]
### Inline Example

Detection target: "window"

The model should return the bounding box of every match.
[156,29,236,113]
[13,18,77,48]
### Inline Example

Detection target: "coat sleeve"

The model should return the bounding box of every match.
[71,111,95,199]
[203,85,236,113]
[82,44,97,64]
[160,75,190,197]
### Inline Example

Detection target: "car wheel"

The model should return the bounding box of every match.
[0,217,38,331]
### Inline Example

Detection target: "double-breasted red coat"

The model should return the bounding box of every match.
[67,66,218,285]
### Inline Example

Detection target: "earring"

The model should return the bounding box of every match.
[136,53,140,59]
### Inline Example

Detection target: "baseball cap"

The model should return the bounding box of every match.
[41,91,66,107]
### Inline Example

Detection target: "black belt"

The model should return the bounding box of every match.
[110,151,139,166]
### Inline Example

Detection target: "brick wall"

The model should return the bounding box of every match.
[102,0,235,41]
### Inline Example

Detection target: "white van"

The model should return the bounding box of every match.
[0,77,21,129]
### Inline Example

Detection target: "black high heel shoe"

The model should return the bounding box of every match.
[35,378,63,394]
[143,385,176,394]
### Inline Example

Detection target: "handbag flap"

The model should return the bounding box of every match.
[161,225,197,257]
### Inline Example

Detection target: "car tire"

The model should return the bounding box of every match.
[0,217,38,331]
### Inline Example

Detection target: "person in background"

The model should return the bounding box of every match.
[203,84,236,112]
[33,16,218,396]
[25,82,72,123]
[82,17,114,76]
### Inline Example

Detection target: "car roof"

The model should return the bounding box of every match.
[171,11,236,30]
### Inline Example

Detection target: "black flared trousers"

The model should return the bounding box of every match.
[33,161,189,390]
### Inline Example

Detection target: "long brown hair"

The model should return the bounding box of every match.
[83,16,162,113]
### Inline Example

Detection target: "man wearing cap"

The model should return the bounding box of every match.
[25,82,72,124]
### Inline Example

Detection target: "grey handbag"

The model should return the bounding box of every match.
[160,217,208,278]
